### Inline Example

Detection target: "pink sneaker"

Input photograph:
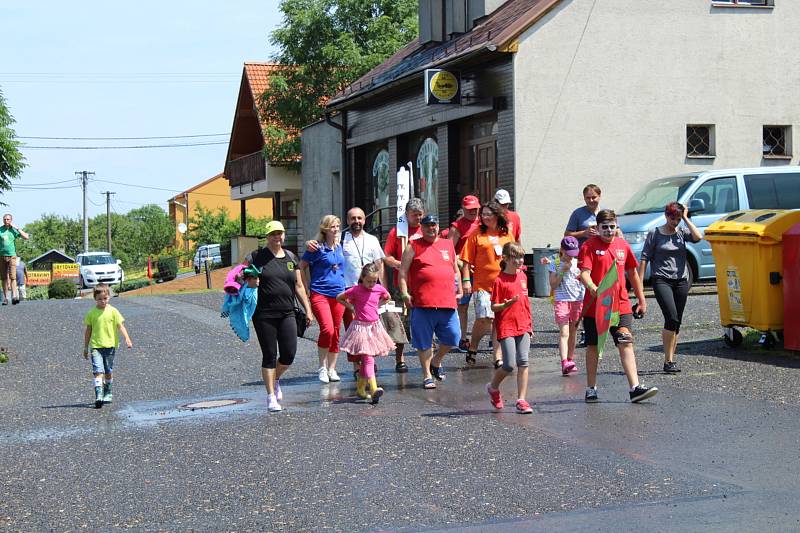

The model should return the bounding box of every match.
[515,399,533,414]
[561,359,577,375]
[486,383,503,410]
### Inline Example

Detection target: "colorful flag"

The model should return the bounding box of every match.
[594,262,620,359]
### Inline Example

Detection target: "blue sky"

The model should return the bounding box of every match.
[1,1,282,227]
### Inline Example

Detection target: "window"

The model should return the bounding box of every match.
[372,149,390,228]
[687,125,715,158]
[762,126,791,158]
[416,138,439,216]
[745,173,800,209]
[712,0,773,6]
[691,177,739,214]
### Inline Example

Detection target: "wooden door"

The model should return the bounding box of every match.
[475,141,497,203]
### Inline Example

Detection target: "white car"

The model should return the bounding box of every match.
[76,252,125,288]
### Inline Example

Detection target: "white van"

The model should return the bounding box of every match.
[618,167,800,284]
[193,244,222,273]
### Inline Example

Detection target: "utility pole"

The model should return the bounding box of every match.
[103,191,115,253]
[75,171,95,253]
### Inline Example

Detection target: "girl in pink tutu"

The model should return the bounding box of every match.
[336,263,396,404]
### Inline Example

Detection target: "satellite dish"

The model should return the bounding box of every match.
[178,223,187,234]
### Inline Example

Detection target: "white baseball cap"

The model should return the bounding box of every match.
[494,189,511,204]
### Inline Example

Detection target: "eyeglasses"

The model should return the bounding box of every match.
[599,224,617,231]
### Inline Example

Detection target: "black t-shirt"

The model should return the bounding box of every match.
[251,247,299,318]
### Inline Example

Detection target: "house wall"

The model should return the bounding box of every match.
[301,119,343,242]
[169,175,273,250]
[513,0,800,246]
[344,58,514,230]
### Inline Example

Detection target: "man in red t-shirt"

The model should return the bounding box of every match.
[382,198,425,372]
[578,209,658,404]
[448,195,481,351]
[494,189,522,243]
[399,214,462,390]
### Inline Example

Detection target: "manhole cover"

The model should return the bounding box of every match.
[179,398,248,410]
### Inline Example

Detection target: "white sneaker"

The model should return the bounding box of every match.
[267,394,282,412]
[275,380,283,401]
[318,367,330,383]
[327,369,340,382]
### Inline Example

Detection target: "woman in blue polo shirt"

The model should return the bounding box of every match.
[301,215,346,384]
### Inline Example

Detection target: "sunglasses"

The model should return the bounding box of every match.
[599,224,617,231]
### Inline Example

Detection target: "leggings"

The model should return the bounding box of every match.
[310,291,344,352]
[499,333,531,372]
[253,314,297,369]
[652,277,689,333]
[358,355,376,378]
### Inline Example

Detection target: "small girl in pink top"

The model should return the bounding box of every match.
[336,263,396,404]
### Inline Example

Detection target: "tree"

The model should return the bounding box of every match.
[17,204,173,267]
[260,0,418,168]
[0,89,26,201]
[17,214,82,260]
[188,205,273,250]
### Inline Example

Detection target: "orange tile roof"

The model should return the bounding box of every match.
[243,62,281,106]
[242,62,284,128]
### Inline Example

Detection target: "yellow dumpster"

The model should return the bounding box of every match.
[705,209,800,347]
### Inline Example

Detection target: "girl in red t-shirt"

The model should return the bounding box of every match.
[486,242,534,414]
[337,263,396,404]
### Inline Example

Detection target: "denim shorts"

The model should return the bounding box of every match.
[410,308,461,351]
[90,347,116,374]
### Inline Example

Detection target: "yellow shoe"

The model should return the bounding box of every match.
[356,377,370,400]
[368,377,384,405]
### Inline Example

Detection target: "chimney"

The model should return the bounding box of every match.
[419,0,445,44]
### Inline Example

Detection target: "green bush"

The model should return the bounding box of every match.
[26,286,49,300]
[116,278,152,293]
[48,279,77,299]
[155,256,178,282]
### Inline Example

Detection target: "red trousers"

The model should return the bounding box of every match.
[310,291,344,352]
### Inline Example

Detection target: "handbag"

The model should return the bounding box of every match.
[294,296,307,338]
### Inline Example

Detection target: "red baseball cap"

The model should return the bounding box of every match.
[462,195,480,209]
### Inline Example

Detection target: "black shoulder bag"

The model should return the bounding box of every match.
[286,250,307,338]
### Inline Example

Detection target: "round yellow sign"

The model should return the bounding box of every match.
[429,71,459,102]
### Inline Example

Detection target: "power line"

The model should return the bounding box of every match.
[14,178,77,186]
[12,184,81,191]
[18,133,228,141]
[93,178,231,197]
[0,72,238,76]
[21,141,229,150]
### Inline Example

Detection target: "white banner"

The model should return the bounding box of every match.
[396,166,410,237]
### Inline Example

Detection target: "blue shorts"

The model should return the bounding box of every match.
[410,308,461,351]
[90,347,116,375]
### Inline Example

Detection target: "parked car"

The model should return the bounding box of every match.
[193,244,222,273]
[76,252,125,288]
[618,166,800,285]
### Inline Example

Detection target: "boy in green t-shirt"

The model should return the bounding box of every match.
[83,284,133,408]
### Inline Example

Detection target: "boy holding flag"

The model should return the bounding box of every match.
[578,209,658,404]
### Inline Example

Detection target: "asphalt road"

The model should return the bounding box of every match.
[1,290,798,531]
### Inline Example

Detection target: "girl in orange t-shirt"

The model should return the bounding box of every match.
[486,242,534,414]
